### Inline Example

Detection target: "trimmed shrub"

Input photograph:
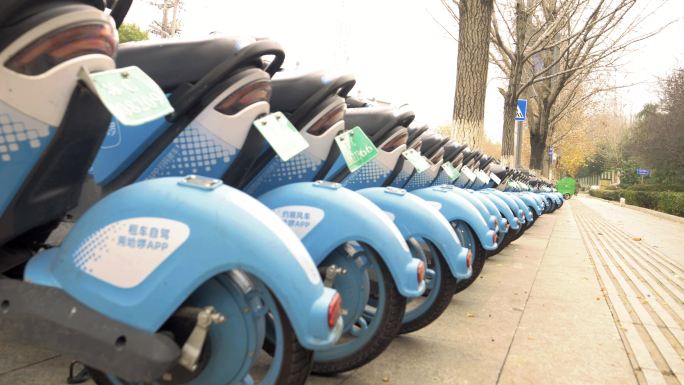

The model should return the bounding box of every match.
[622,191,659,210]
[657,192,684,217]
[589,190,620,201]
[589,189,684,217]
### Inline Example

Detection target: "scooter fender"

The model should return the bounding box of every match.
[257,182,425,298]
[356,187,471,280]
[485,189,525,225]
[511,194,534,222]
[516,193,542,217]
[447,188,499,233]
[479,191,519,230]
[412,186,498,251]
[24,177,340,350]
[472,192,507,235]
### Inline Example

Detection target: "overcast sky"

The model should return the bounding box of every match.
[125,0,683,143]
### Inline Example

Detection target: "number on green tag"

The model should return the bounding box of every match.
[335,126,378,172]
[253,112,310,161]
[79,66,174,126]
[441,162,460,180]
[402,148,431,173]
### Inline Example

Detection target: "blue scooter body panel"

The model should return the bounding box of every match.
[356,187,471,280]
[486,189,526,225]
[0,102,56,216]
[446,188,498,232]
[515,193,542,217]
[511,194,534,222]
[24,178,339,350]
[411,186,498,251]
[472,191,507,236]
[257,182,425,298]
[479,191,519,230]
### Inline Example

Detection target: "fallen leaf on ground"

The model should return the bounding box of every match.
[632,237,642,241]
[466,313,475,318]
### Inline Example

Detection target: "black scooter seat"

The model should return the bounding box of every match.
[270,70,330,113]
[345,106,415,142]
[407,124,428,145]
[444,142,467,161]
[116,36,249,90]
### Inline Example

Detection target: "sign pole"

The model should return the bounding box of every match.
[514,99,527,169]
[514,120,522,168]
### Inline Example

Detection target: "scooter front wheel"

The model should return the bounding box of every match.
[312,243,406,374]
[90,271,312,385]
[400,239,458,334]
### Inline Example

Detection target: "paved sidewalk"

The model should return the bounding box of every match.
[1,199,664,385]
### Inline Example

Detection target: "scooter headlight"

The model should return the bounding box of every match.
[6,23,117,75]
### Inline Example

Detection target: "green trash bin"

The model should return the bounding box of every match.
[556,177,576,200]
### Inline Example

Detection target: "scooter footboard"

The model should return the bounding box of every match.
[257,182,425,298]
[24,177,339,350]
[412,187,498,251]
[356,187,471,280]
[0,279,179,383]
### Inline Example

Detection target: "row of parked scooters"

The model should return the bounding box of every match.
[0,1,564,384]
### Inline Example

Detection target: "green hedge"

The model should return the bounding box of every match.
[589,189,684,217]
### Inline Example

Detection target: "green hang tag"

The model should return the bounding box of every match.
[335,126,378,172]
[441,162,460,180]
[402,148,431,173]
[79,66,174,126]
[253,111,310,161]
[460,165,476,181]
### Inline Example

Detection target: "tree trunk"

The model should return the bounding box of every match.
[500,0,529,165]
[529,109,549,170]
[501,92,517,162]
[451,0,494,149]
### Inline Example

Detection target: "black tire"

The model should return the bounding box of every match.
[453,222,486,294]
[264,299,314,385]
[399,244,459,334]
[312,255,406,375]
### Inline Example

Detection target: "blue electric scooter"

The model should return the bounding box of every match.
[90,35,425,375]
[0,4,343,385]
[318,103,496,303]
[237,71,467,366]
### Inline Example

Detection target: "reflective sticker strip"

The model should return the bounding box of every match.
[73,217,190,288]
[427,201,442,211]
[384,211,396,221]
[274,205,325,240]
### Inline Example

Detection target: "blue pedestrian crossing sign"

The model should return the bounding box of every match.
[515,99,527,121]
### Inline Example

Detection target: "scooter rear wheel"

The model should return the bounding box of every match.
[400,240,458,334]
[312,244,406,375]
[90,271,312,385]
[452,221,486,294]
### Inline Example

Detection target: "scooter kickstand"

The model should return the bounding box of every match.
[178,306,226,372]
[322,264,347,288]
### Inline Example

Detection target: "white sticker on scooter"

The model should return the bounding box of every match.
[73,218,190,288]
[427,201,442,211]
[384,211,396,221]
[274,206,325,240]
